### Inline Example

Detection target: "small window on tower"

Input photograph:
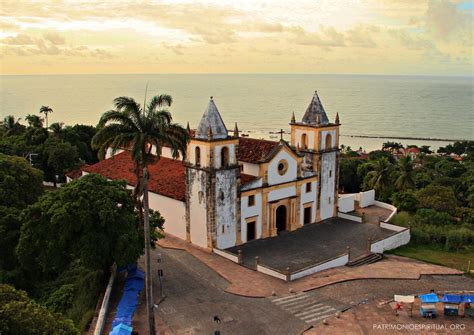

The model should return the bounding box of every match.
[328,197,332,205]
[195,146,201,167]
[220,191,225,201]
[248,195,255,206]
[301,133,308,149]
[221,225,225,234]
[198,191,204,204]
[306,182,312,193]
[329,170,332,178]
[221,146,229,167]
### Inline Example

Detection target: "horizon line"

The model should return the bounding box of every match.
[1,72,472,78]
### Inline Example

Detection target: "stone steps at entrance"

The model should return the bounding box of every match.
[347,253,383,267]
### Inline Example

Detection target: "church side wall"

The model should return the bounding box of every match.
[148,192,186,240]
[241,162,260,176]
[320,151,336,220]
[240,192,263,243]
[215,169,238,249]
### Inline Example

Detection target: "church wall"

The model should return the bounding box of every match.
[105,148,124,159]
[320,151,337,220]
[188,170,209,248]
[294,128,315,150]
[267,151,298,186]
[241,192,263,243]
[148,191,186,240]
[320,129,337,150]
[241,162,259,176]
[214,143,236,168]
[215,169,238,249]
[160,146,184,161]
[299,181,317,225]
[268,186,296,202]
[188,143,208,168]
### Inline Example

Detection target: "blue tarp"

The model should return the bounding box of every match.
[109,265,145,334]
[419,293,439,303]
[462,295,474,303]
[110,323,133,335]
[441,294,462,303]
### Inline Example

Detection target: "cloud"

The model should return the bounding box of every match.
[425,0,471,40]
[290,26,345,47]
[4,33,36,45]
[43,32,65,45]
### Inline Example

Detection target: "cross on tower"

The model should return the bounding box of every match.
[276,128,286,140]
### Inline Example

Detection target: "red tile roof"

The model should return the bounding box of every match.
[238,137,279,164]
[82,151,186,202]
[66,165,88,180]
[240,173,258,185]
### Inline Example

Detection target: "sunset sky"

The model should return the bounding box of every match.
[1,0,472,76]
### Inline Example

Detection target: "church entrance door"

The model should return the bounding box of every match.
[276,205,287,233]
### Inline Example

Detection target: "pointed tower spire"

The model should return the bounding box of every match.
[302,90,329,125]
[335,112,340,125]
[196,96,228,140]
[186,121,190,133]
[233,122,239,137]
[207,121,213,140]
[291,112,296,123]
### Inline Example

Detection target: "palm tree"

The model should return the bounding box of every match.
[40,105,53,128]
[49,122,64,137]
[394,155,415,191]
[365,157,393,200]
[1,115,24,135]
[25,114,43,128]
[92,95,189,334]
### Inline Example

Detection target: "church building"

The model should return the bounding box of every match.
[79,91,340,250]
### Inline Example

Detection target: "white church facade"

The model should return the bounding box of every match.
[79,91,340,250]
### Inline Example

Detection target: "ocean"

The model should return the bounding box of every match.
[1,74,472,151]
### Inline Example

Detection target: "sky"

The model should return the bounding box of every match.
[0,0,473,76]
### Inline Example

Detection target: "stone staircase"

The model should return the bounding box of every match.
[347,252,383,267]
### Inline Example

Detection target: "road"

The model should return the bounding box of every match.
[153,246,474,334]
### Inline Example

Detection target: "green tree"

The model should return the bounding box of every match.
[339,158,363,193]
[1,116,24,136]
[39,105,53,128]
[368,150,396,163]
[0,153,44,209]
[92,94,189,334]
[25,114,43,128]
[394,155,415,191]
[17,174,143,276]
[0,284,78,335]
[391,191,417,212]
[43,138,80,185]
[416,185,458,215]
[363,157,394,201]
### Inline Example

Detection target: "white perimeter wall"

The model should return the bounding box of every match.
[338,194,355,213]
[299,182,317,225]
[290,254,349,281]
[359,190,375,208]
[319,151,336,220]
[148,191,186,240]
[371,229,410,253]
[241,192,263,243]
[267,150,297,186]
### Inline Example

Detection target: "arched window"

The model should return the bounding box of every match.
[221,146,229,167]
[325,133,332,150]
[301,133,308,149]
[195,146,201,167]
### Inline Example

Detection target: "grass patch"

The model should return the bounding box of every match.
[387,244,474,272]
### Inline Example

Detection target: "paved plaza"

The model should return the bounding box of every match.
[226,218,394,272]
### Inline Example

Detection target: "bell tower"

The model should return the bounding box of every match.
[185,97,240,249]
[290,91,340,221]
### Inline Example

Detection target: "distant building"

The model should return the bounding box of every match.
[78,91,340,250]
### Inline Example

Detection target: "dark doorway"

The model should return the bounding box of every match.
[304,206,312,225]
[247,221,256,241]
[276,205,287,233]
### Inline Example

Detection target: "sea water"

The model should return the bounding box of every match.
[1,74,472,151]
